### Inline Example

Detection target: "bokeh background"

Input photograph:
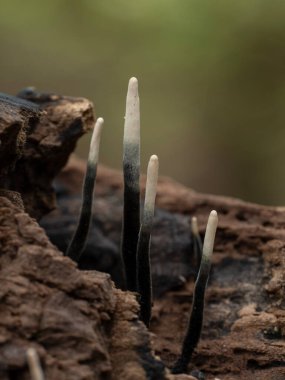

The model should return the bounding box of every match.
[1,1,285,205]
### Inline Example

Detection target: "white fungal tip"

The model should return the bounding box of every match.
[210,210,218,219]
[148,154,159,178]
[27,348,44,380]
[129,77,138,86]
[127,77,139,98]
[96,117,104,125]
[27,347,36,361]
[202,210,218,261]
[89,117,104,164]
[124,77,140,146]
[191,216,199,236]
[150,154,158,163]
[144,155,159,222]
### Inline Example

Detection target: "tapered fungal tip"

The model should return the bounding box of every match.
[96,117,104,125]
[27,348,44,380]
[210,209,218,219]
[147,154,159,179]
[129,76,138,86]
[89,117,104,164]
[149,155,159,172]
[203,210,218,260]
[150,154,158,163]
[124,77,140,147]
[27,347,36,360]
[94,117,104,133]
[127,77,139,97]
[208,210,218,232]
[144,154,159,221]
[191,216,199,236]
[207,209,218,232]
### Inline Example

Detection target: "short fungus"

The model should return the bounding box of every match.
[172,210,218,374]
[137,154,159,327]
[66,117,104,262]
[26,347,45,380]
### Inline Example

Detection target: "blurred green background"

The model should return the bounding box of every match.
[1,0,285,205]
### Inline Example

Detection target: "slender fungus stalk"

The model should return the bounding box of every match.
[172,210,218,374]
[137,155,159,327]
[122,77,141,291]
[191,216,203,274]
[26,348,45,380]
[66,117,104,262]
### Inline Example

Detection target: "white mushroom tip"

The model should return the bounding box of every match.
[93,117,104,132]
[148,155,159,174]
[27,347,44,380]
[96,117,104,124]
[89,117,104,164]
[191,216,199,236]
[150,154,158,162]
[124,77,140,146]
[27,347,36,359]
[144,154,159,221]
[202,210,218,261]
[127,77,139,93]
[210,210,218,218]
[129,77,138,85]
[207,210,218,233]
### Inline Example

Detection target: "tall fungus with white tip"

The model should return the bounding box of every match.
[122,77,141,292]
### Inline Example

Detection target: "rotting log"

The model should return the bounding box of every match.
[0,89,94,218]
[0,195,168,380]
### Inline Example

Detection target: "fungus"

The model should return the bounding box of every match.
[26,348,45,380]
[191,216,203,276]
[172,210,218,374]
[137,154,159,327]
[121,77,141,291]
[66,117,104,262]
[63,77,218,374]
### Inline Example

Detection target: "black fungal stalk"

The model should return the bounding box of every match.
[122,77,141,292]
[191,216,203,276]
[172,210,218,374]
[66,117,104,262]
[137,155,159,327]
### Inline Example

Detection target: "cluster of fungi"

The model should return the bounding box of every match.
[67,78,218,374]
[2,76,284,380]
[24,77,218,379]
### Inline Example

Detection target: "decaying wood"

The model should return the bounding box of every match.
[0,89,94,218]
[0,93,41,181]
[0,196,168,380]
